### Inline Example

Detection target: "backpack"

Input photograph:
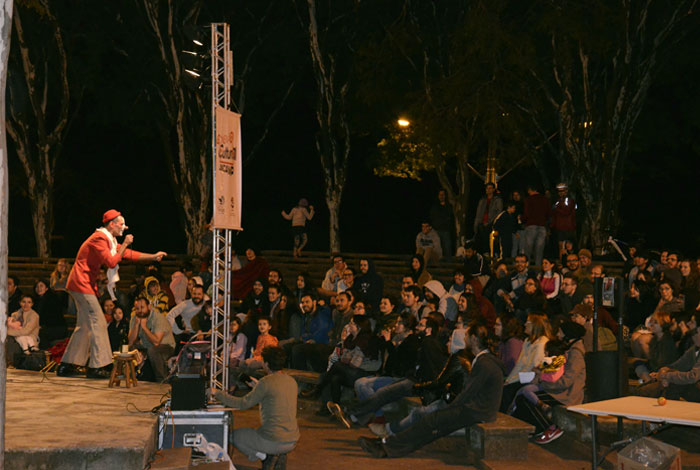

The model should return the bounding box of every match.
[17,350,47,371]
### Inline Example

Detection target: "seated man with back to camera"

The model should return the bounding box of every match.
[212,346,299,469]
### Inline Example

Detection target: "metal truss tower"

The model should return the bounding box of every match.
[209,23,234,392]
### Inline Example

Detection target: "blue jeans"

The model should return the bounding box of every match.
[512,230,525,257]
[523,225,546,266]
[349,377,415,425]
[388,398,446,435]
[354,376,398,416]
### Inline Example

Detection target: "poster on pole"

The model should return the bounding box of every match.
[213,106,242,230]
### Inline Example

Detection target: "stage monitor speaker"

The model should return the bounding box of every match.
[171,375,206,411]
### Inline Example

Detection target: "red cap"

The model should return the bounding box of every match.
[102,209,122,224]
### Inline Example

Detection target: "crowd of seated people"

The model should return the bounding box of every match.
[223,240,700,453]
[7,203,700,457]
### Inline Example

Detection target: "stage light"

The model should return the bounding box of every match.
[183,68,211,91]
[180,27,211,92]
[182,50,209,71]
[397,118,410,127]
[183,24,208,48]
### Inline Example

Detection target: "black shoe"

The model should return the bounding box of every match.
[358,436,387,458]
[86,366,111,379]
[56,363,81,377]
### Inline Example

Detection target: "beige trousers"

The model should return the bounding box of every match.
[61,290,113,368]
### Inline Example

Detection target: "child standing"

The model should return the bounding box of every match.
[281,198,314,258]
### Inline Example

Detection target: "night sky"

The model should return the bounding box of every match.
[7,3,700,259]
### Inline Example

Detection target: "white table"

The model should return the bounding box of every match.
[568,396,700,469]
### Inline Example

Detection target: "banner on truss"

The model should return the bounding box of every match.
[213,106,242,230]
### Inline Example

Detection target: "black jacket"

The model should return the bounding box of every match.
[356,259,384,310]
[413,351,471,404]
[382,334,420,378]
[448,351,505,423]
[413,334,448,382]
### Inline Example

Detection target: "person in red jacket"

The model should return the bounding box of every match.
[522,185,551,267]
[550,183,577,259]
[57,210,167,379]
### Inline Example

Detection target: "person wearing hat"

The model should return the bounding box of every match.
[628,250,656,289]
[551,183,576,259]
[281,198,314,258]
[57,210,167,379]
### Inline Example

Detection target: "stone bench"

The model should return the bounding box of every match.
[467,412,534,461]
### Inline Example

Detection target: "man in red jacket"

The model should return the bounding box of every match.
[551,183,577,259]
[522,185,551,266]
[57,210,167,379]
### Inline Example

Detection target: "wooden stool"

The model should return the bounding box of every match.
[109,352,138,388]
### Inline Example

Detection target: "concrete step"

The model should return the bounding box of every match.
[468,412,535,461]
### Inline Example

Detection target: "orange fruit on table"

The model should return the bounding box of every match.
[658,396,667,406]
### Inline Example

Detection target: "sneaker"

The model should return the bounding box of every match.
[327,401,351,429]
[368,422,389,438]
[358,436,387,458]
[534,425,563,445]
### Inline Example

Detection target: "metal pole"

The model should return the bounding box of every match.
[209,22,233,393]
[593,277,602,352]
[591,415,598,470]
[617,276,625,442]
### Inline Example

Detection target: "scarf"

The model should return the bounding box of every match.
[97,227,120,301]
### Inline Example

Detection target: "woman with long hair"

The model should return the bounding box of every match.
[509,320,587,445]
[304,315,381,415]
[634,311,679,382]
[495,314,524,376]
[680,259,700,311]
[228,316,248,369]
[33,279,68,348]
[500,313,551,412]
[108,306,129,353]
[408,254,431,288]
[49,258,71,291]
[537,257,562,314]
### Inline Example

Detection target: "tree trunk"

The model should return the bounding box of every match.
[529,1,695,253]
[304,0,352,253]
[29,186,53,258]
[6,2,70,257]
[436,151,471,248]
[25,162,54,257]
[0,0,15,465]
[143,0,210,254]
[325,191,342,253]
